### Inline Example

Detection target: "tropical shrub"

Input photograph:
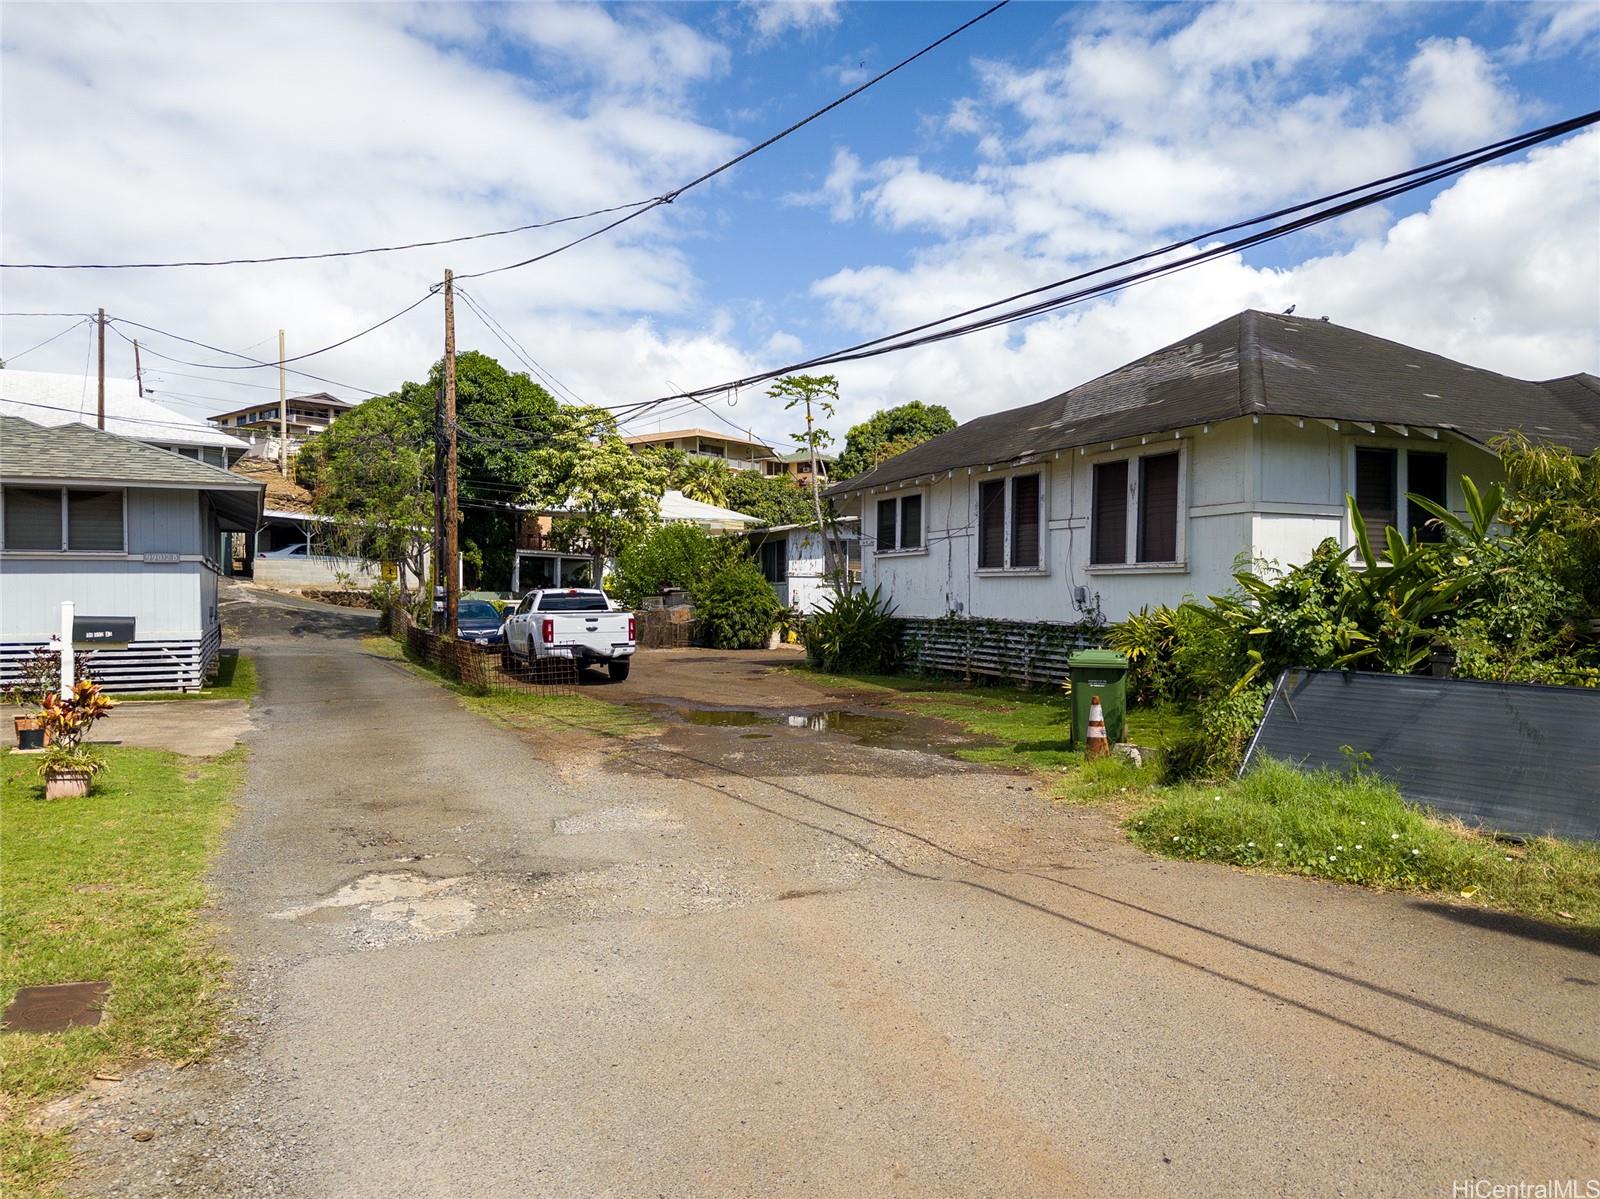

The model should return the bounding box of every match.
[608,524,746,610]
[802,585,902,674]
[694,559,782,649]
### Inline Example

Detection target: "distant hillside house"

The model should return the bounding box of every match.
[209,391,353,463]
[825,310,1600,635]
[1,416,265,691]
[761,448,835,483]
[0,368,250,467]
[623,428,775,472]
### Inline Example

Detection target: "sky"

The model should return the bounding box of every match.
[3,0,1598,450]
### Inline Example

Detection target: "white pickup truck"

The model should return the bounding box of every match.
[501,588,636,681]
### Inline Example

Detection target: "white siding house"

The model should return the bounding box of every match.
[828,311,1599,654]
[1,416,264,691]
[748,519,861,613]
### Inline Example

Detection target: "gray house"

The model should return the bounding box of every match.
[0,416,264,691]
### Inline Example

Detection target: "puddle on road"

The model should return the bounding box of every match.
[642,703,914,748]
[271,872,477,939]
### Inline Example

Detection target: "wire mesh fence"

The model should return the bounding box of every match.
[390,608,578,696]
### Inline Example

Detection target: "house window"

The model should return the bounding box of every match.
[1354,447,1397,537]
[2,487,124,552]
[1137,452,1180,563]
[1090,450,1183,566]
[759,539,788,583]
[1406,451,1448,542]
[978,473,1042,570]
[1090,461,1128,565]
[875,493,923,553]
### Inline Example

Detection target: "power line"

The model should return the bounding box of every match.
[109,289,435,371]
[456,0,1010,281]
[141,367,291,393]
[1,199,658,271]
[615,108,1600,410]
[453,287,589,406]
[104,320,386,397]
[0,394,239,433]
[1,317,88,364]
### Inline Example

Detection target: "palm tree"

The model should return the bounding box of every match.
[676,456,733,507]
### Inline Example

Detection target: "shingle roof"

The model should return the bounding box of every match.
[827,310,1600,494]
[0,368,250,450]
[0,415,264,490]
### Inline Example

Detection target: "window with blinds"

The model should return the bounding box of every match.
[1137,452,1180,563]
[900,494,923,550]
[978,479,1005,568]
[1010,474,1040,568]
[1355,447,1397,547]
[3,487,63,550]
[876,499,898,553]
[1091,461,1128,564]
[1406,451,1448,543]
[67,490,125,551]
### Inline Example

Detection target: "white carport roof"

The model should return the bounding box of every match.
[658,489,761,531]
[0,369,250,451]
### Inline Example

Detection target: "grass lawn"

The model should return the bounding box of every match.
[1,746,246,1197]
[1127,758,1600,934]
[362,636,656,740]
[789,665,1194,800]
[116,650,257,703]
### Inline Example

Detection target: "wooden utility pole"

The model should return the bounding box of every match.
[277,329,288,478]
[96,308,106,429]
[442,269,459,636]
[133,340,144,397]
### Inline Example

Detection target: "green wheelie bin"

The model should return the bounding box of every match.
[1068,649,1128,748]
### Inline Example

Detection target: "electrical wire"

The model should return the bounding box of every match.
[105,321,386,397]
[453,287,588,406]
[110,288,435,371]
[613,108,1600,410]
[456,0,1010,281]
[0,394,245,432]
[1,317,88,364]
[1,199,658,271]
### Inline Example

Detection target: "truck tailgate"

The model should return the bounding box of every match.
[548,612,631,654]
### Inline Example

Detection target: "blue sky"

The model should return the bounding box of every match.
[3,2,1597,445]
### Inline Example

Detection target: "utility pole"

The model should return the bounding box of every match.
[277,329,288,478]
[96,309,106,429]
[133,340,144,397]
[442,269,459,636]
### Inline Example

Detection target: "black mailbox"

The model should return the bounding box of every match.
[72,617,135,650]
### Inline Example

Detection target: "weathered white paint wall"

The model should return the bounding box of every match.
[252,555,381,588]
[853,415,1505,625]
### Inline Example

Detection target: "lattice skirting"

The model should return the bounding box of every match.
[900,616,1103,686]
[1,629,222,693]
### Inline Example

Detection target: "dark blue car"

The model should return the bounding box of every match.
[456,599,506,646]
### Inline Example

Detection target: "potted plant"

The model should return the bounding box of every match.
[36,745,106,799]
[35,679,116,799]
[4,647,96,748]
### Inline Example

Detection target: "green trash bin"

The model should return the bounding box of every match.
[1068,649,1129,748]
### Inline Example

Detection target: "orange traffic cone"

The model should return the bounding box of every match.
[1086,694,1109,760]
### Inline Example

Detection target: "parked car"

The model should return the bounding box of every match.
[259,542,313,558]
[502,588,635,680]
[456,599,506,646]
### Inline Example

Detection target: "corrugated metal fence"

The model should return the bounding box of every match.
[1247,669,1600,841]
[899,616,1103,686]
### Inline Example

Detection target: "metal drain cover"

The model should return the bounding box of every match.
[2,981,110,1033]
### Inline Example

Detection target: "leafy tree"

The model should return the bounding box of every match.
[608,523,748,609]
[675,456,734,507]
[521,406,670,583]
[297,391,433,614]
[695,558,782,649]
[723,470,816,527]
[835,400,957,480]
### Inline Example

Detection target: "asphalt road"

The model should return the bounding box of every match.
[68,585,1600,1197]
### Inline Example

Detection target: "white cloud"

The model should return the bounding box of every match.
[1404,37,1522,149]
[0,3,744,425]
[742,0,843,44]
[1506,1,1600,63]
[808,129,1600,433]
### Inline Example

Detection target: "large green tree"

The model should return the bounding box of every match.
[521,407,671,583]
[723,470,816,526]
[835,400,957,481]
[299,350,562,591]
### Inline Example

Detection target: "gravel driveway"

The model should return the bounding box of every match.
[64,585,1600,1197]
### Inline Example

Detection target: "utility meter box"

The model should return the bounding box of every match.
[1068,649,1128,748]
